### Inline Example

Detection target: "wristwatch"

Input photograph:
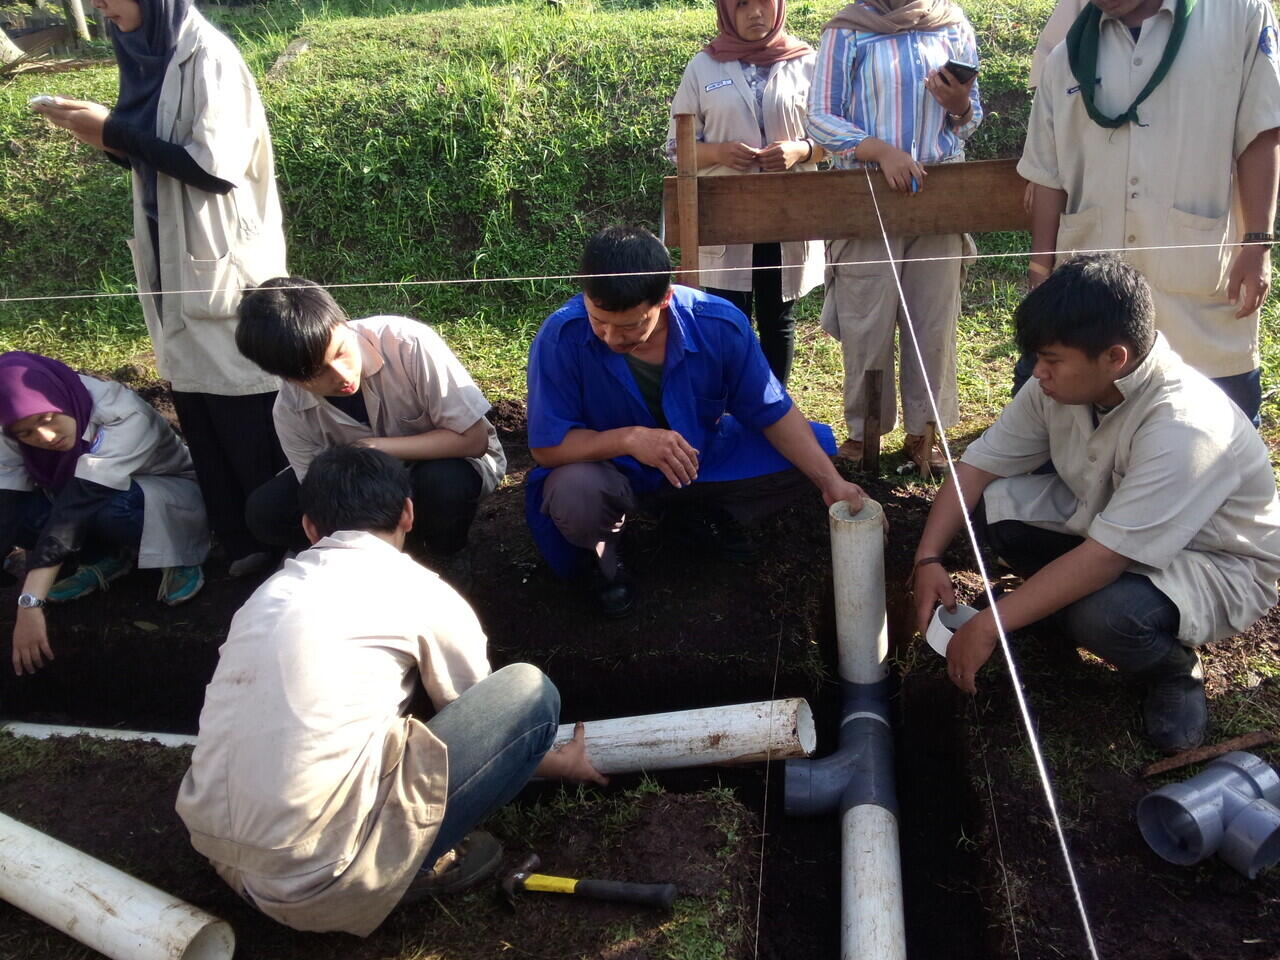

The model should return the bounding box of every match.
[1243,232,1275,244]
[17,593,45,609]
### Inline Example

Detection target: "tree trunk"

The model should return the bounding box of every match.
[0,29,23,66]
[61,0,91,45]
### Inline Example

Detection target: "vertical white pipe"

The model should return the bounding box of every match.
[841,805,907,960]
[829,500,890,684]
[0,813,234,960]
[830,498,905,960]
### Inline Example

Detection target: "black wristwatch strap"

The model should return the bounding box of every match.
[1242,232,1275,244]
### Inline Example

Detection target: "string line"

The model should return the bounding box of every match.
[751,629,785,960]
[861,167,1102,960]
[0,238,1268,306]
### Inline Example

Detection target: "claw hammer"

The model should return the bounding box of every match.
[501,853,678,909]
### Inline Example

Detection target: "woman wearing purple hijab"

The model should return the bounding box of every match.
[30,0,287,579]
[0,352,209,676]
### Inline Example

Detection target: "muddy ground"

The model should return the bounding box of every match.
[1,397,1277,959]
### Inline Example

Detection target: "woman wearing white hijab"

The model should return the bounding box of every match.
[31,0,287,577]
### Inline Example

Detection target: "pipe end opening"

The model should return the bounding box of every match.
[795,701,817,756]
[828,498,883,527]
[181,921,235,960]
[1137,794,1210,865]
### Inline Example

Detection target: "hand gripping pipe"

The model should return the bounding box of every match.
[1137,751,1280,879]
[783,499,905,960]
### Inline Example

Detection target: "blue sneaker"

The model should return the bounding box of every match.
[48,554,134,603]
[158,565,204,606]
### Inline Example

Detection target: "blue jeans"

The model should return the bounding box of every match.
[978,506,1194,679]
[13,483,145,563]
[1015,351,1262,427]
[418,663,560,867]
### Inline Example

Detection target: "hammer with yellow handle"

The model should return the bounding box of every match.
[501,853,678,909]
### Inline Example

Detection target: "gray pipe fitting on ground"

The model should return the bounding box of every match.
[1137,751,1280,879]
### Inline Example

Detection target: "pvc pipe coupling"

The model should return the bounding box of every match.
[1137,751,1280,879]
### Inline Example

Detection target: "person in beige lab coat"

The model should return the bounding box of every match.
[912,257,1280,752]
[177,446,605,936]
[665,0,826,385]
[30,0,288,577]
[1018,0,1280,426]
[0,352,208,676]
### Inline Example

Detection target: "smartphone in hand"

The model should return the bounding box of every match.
[28,95,59,109]
[940,60,978,85]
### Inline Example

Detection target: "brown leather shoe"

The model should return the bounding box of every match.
[903,434,946,475]
[835,439,864,461]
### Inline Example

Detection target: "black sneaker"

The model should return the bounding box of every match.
[1143,676,1208,753]
[402,831,503,902]
[591,562,635,619]
[665,505,757,562]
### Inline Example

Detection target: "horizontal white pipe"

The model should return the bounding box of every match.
[550,698,816,775]
[6,699,816,778]
[0,812,233,960]
[841,805,906,960]
[2,722,197,747]
[829,500,890,685]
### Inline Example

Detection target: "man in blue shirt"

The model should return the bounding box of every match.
[526,226,869,617]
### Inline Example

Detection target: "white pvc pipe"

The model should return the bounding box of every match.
[841,805,906,960]
[830,499,905,960]
[829,499,890,685]
[0,813,233,960]
[5,700,817,778]
[548,698,816,775]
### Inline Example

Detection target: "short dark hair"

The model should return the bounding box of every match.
[299,446,411,538]
[236,278,348,381]
[579,226,672,311]
[1015,255,1155,360]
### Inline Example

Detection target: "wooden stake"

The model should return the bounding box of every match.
[861,370,882,474]
[1140,730,1275,779]
[674,113,700,287]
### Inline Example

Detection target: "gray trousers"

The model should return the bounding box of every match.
[821,234,963,441]
[540,462,808,574]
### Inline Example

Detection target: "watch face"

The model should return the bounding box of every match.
[17,593,43,608]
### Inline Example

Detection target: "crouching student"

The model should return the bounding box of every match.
[911,256,1280,752]
[176,446,605,935]
[0,352,209,676]
[527,226,869,618]
[235,279,506,586]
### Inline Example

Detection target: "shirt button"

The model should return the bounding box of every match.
[1129,176,1139,185]
[1089,454,1097,462]
[1134,57,1143,66]
[1131,192,1139,199]
[1127,234,1137,243]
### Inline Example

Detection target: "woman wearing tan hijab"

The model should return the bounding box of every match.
[665,0,826,385]
[807,0,983,473]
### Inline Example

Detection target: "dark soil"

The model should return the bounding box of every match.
[1,390,1276,959]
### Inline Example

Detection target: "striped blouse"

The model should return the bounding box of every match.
[806,16,983,169]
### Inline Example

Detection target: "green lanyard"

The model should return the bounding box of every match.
[1065,0,1196,128]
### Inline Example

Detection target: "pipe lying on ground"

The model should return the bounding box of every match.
[0,812,234,960]
[5,699,817,778]
[1138,751,1280,878]
[784,499,905,960]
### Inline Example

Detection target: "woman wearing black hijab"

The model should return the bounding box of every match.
[32,0,288,577]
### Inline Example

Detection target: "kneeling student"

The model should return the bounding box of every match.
[236,279,506,584]
[912,256,1280,751]
[177,446,605,935]
[0,352,209,676]
[527,226,868,617]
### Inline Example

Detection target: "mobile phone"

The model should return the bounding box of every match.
[941,60,978,84]
[28,94,59,108]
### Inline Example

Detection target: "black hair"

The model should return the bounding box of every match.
[579,226,672,312]
[236,278,348,381]
[1015,255,1155,360]
[299,445,411,539]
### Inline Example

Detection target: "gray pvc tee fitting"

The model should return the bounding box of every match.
[1137,751,1280,879]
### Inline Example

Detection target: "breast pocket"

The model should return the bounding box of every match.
[694,393,728,430]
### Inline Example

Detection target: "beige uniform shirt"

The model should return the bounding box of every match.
[0,377,208,568]
[666,51,825,299]
[961,336,1280,646]
[1018,0,1280,377]
[176,530,491,935]
[127,9,288,396]
[273,316,506,492]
